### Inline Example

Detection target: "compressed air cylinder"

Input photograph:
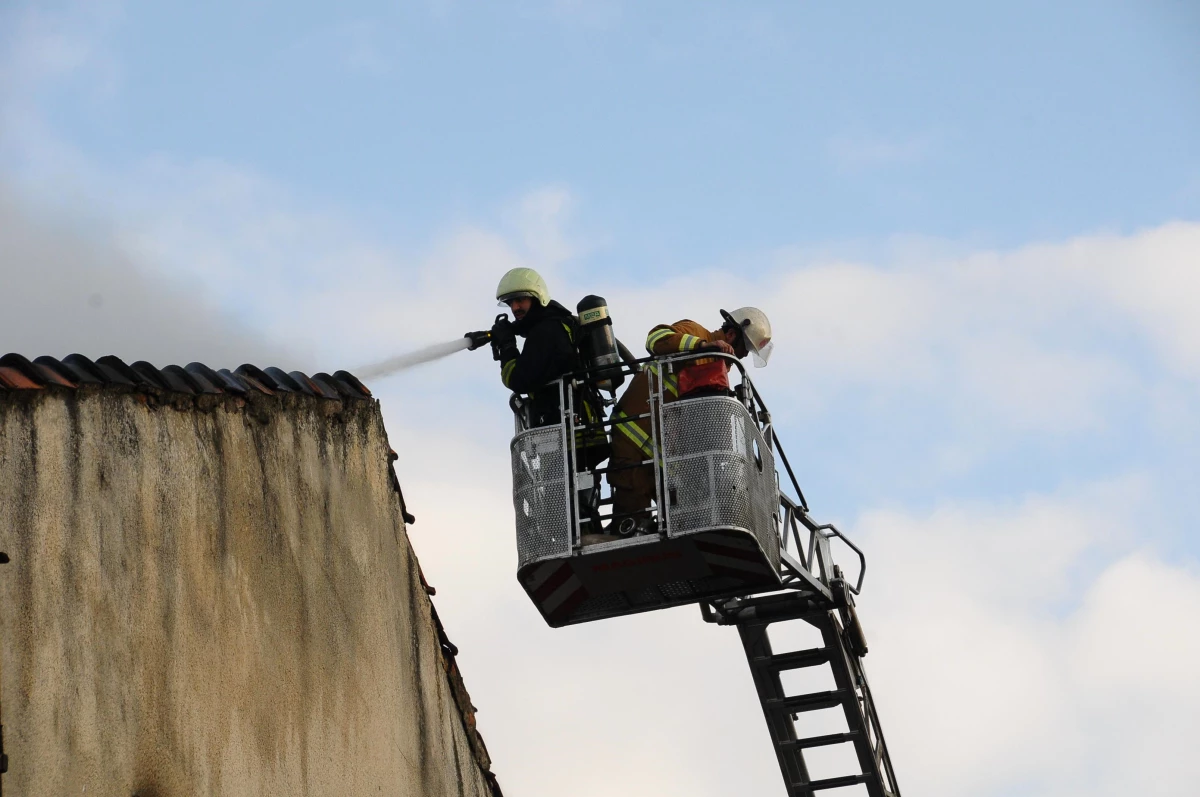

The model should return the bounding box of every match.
[576,295,625,393]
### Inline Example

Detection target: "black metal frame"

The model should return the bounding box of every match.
[704,589,900,797]
[509,348,901,796]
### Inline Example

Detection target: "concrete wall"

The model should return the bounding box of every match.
[0,386,495,797]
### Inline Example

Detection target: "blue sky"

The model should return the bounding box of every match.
[3,2,1200,796]
[20,0,1200,258]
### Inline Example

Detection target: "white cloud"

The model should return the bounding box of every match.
[748,227,1199,437]
[955,334,1130,432]
[506,185,585,269]
[859,490,1200,797]
[1087,223,1200,379]
[1060,554,1200,795]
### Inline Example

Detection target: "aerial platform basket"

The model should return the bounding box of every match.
[507,351,900,796]
[510,352,821,627]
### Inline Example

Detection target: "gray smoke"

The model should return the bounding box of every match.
[0,186,291,369]
[354,338,473,380]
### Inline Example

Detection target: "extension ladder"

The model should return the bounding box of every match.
[705,587,900,796]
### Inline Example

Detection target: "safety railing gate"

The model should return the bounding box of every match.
[508,351,901,796]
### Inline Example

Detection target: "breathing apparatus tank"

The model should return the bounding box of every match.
[576,295,625,393]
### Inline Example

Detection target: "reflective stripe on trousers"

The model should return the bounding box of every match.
[612,408,653,458]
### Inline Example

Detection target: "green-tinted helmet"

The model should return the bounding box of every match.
[496,267,551,307]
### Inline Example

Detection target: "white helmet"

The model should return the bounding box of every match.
[721,307,773,367]
[496,267,551,307]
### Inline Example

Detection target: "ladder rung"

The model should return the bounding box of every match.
[767,689,847,714]
[778,731,859,750]
[755,647,831,671]
[800,774,869,791]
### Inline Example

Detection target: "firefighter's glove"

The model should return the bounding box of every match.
[701,340,736,356]
[490,317,518,362]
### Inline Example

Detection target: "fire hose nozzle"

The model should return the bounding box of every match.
[464,330,492,351]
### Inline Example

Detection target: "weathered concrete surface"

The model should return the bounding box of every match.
[0,387,494,796]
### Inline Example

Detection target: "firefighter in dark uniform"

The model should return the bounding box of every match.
[490,268,613,542]
[490,268,583,428]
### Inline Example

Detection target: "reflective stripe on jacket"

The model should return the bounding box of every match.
[612,319,722,458]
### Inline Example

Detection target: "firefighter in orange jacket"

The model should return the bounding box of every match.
[608,307,773,532]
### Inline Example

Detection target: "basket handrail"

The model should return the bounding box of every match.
[509,349,870,595]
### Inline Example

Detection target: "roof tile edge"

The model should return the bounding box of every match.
[0,353,372,400]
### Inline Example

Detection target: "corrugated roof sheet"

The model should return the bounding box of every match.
[0,353,371,399]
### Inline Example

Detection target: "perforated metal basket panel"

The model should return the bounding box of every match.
[661,397,780,570]
[749,438,781,566]
[511,425,572,569]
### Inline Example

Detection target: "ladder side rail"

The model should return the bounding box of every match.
[847,654,901,795]
[722,596,901,797]
[856,673,900,796]
[814,612,897,797]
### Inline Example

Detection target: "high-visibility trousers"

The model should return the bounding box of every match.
[608,432,656,515]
